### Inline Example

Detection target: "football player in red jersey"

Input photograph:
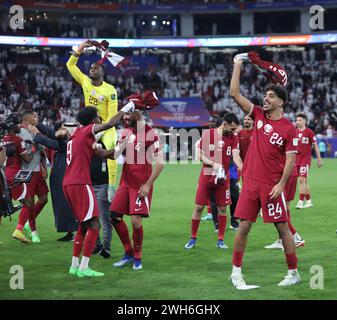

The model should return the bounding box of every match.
[63,101,135,278]
[295,113,322,209]
[184,113,243,250]
[237,114,253,164]
[2,114,34,243]
[229,58,300,289]
[110,110,164,270]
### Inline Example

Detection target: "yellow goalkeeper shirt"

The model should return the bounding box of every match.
[66,54,118,185]
[66,54,118,122]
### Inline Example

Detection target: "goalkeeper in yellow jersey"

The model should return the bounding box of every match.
[66,39,118,201]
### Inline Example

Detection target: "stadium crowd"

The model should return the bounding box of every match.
[0,45,336,135]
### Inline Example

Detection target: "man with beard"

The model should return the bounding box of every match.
[110,110,164,271]
[184,113,243,250]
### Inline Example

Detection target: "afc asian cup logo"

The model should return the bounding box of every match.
[263,124,273,135]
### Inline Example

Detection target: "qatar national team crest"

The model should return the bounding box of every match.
[209,144,215,151]
[257,120,263,130]
[263,124,273,135]
[218,141,225,148]
[128,134,136,143]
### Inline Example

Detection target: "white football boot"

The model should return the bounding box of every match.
[264,239,283,250]
[278,269,301,287]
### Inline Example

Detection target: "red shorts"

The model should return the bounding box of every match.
[284,176,297,202]
[63,184,99,222]
[297,164,310,178]
[26,172,49,198]
[110,186,153,217]
[10,182,27,201]
[235,177,288,223]
[195,180,231,207]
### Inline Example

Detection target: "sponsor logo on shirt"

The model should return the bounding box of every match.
[98,95,104,102]
[91,89,96,96]
[257,120,263,130]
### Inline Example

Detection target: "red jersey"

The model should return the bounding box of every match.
[243,105,298,184]
[296,127,316,166]
[198,128,239,184]
[63,124,96,186]
[3,134,27,181]
[237,128,253,163]
[119,124,160,189]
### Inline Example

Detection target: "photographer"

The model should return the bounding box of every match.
[2,113,34,243]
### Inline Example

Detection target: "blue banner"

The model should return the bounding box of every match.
[149,98,210,128]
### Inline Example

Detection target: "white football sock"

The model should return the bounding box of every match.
[71,257,79,269]
[79,256,90,271]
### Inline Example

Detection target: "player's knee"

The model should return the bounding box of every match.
[110,211,122,225]
[131,216,142,229]
[275,222,288,237]
[239,220,252,235]
[217,206,226,214]
[87,217,100,230]
[24,198,34,208]
[38,196,48,206]
[194,205,204,214]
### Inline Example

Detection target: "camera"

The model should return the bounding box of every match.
[0,168,32,218]
[0,113,20,139]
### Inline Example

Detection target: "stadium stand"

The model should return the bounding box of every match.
[0,45,336,134]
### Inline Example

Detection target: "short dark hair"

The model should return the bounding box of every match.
[265,84,288,104]
[296,113,307,122]
[76,107,98,126]
[223,112,240,126]
[21,110,34,119]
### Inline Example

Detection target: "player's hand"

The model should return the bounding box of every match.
[55,128,68,138]
[138,183,151,198]
[212,162,222,171]
[78,39,94,52]
[269,182,285,200]
[317,159,323,168]
[41,168,48,180]
[27,124,39,135]
[108,185,115,202]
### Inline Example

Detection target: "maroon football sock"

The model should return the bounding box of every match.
[232,250,244,268]
[114,220,133,256]
[17,206,32,231]
[217,215,227,241]
[191,219,200,239]
[73,225,86,258]
[82,228,99,258]
[285,253,298,270]
[132,225,143,260]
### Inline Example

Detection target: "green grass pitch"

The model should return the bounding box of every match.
[0,159,336,300]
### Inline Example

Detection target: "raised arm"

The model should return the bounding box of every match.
[230,60,254,114]
[93,101,135,134]
[66,39,93,85]
[36,123,56,139]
